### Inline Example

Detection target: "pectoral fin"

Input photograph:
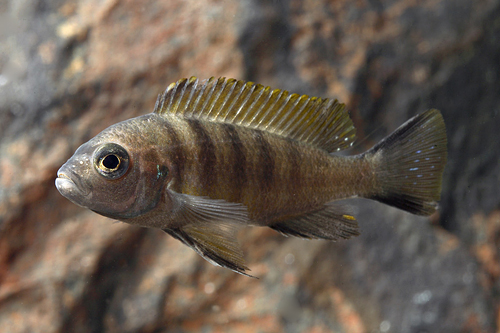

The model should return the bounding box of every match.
[163,191,253,277]
[271,202,359,240]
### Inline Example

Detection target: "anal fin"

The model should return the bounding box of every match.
[271,202,359,240]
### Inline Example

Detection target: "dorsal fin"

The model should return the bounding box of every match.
[154,77,356,152]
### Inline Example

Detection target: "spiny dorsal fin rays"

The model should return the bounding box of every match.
[154,77,357,153]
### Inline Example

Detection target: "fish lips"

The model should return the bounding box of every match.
[55,166,92,206]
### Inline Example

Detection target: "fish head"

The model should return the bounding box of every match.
[55,118,169,219]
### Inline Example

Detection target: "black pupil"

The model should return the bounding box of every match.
[102,154,120,170]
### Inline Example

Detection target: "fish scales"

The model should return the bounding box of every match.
[148,114,372,223]
[219,123,248,202]
[55,76,447,276]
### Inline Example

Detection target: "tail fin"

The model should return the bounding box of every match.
[365,109,447,215]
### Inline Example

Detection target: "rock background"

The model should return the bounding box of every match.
[1,0,499,332]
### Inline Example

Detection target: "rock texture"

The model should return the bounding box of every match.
[1,0,499,332]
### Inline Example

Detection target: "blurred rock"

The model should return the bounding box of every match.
[1,0,499,332]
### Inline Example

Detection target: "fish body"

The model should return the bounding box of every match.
[56,77,447,276]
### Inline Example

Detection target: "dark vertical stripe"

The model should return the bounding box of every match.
[186,119,217,192]
[162,120,185,191]
[253,130,274,191]
[220,124,247,202]
[287,143,302,193]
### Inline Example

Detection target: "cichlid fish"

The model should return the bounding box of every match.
[55,77,447,276]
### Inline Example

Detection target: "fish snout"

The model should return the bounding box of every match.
[55,164,91,199]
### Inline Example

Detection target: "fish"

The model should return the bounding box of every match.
[55,77,447,276]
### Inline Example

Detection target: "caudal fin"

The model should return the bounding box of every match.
[365,109,447,215]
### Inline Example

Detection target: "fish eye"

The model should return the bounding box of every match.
[102,154,120,169]
[93,143,130,180]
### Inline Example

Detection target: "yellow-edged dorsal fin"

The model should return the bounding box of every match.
[154,77,356,153]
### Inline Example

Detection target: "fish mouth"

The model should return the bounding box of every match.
[55,168,91,199]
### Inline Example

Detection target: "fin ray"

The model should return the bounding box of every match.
[154,77,356,153]
[366,109,447,215]
[270,202,360,240]
[168,191,250,224]
[164,221,253,277]
[163,190,253,276]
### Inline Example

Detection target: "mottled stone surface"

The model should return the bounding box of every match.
[1,0,499,332]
